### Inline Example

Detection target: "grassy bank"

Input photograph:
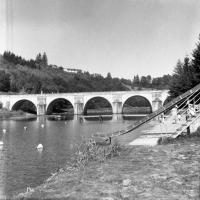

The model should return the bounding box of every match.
[0,108,36,120]
[15,133,200,200]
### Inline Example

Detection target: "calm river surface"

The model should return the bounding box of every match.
[0,114,141,198]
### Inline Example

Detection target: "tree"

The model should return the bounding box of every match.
[106,72,112,79]
[169,57,194,97]
[133,75,140,87]
[146,75,152,87]
[140,76,148,88]
[191,34,200,85]
[0,71,10,92]
[35,53,42,63]
[42,52,48,65]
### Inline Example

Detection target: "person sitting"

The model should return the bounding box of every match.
[171,105,178,124]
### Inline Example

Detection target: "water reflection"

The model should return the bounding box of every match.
[0,114,141,198]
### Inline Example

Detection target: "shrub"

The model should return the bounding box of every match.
[70,138,121,170]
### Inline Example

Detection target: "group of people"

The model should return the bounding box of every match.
[159,100,198,124]
[186,104,196,120]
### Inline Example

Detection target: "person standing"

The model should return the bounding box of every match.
[171,105,178,124]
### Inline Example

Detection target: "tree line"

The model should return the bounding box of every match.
[169,35,200,98]
[0,51,172,94]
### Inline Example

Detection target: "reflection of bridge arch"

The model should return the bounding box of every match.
[122,95,152,114]
[46,98,74,115]
[83,96,113,115]
[12,99,37,114]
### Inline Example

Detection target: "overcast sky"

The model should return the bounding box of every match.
[0,0,200,78]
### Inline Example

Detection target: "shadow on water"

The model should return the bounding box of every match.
[47,114,74,121]
[84,115,112,121]
[122,115,145,121]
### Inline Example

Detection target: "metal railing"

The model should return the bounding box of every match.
[102,83,200,141]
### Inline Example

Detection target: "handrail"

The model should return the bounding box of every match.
[103,83,200,140]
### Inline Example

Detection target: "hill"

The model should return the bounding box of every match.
[0,51,171,94]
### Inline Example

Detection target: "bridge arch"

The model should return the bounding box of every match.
[122,95,152,114]
[12,99,37,114]
[163,96,172,106]
[83,96,113,115]
[46,98,74,115]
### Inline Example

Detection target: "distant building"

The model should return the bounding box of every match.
[64,68,82,73]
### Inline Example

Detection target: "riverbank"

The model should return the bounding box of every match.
[0,109,36,120]
[15,129,200,199]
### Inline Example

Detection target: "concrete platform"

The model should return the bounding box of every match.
[129,136,160,146]
[129,114,187,146]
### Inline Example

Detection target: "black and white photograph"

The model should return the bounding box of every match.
[0,0,200,199]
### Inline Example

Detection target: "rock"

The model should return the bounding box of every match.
[122,179,131,187]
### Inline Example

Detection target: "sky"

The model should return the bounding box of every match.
[0,0,200,78]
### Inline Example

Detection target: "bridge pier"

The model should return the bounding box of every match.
[152,98,163,112]
[112,102,123,114]
[74,103,84,115]
[37,96,46,115]
[37,105,46,115]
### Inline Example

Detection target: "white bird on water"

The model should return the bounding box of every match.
[2,129,6,134]
[41,124,44,128]
[36,143,43,150]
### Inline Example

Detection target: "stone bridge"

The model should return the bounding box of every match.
[0,90,169,115]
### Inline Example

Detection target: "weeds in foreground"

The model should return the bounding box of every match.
[43,139,122,185]
[71,138,121,170]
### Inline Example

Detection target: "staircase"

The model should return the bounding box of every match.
[93,83,200,144]
[129,109,200,146]
[172,110,200,138]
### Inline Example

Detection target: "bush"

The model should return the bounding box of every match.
[70,138,121,170]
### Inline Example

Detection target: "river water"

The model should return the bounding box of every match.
[0,114,141,198]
